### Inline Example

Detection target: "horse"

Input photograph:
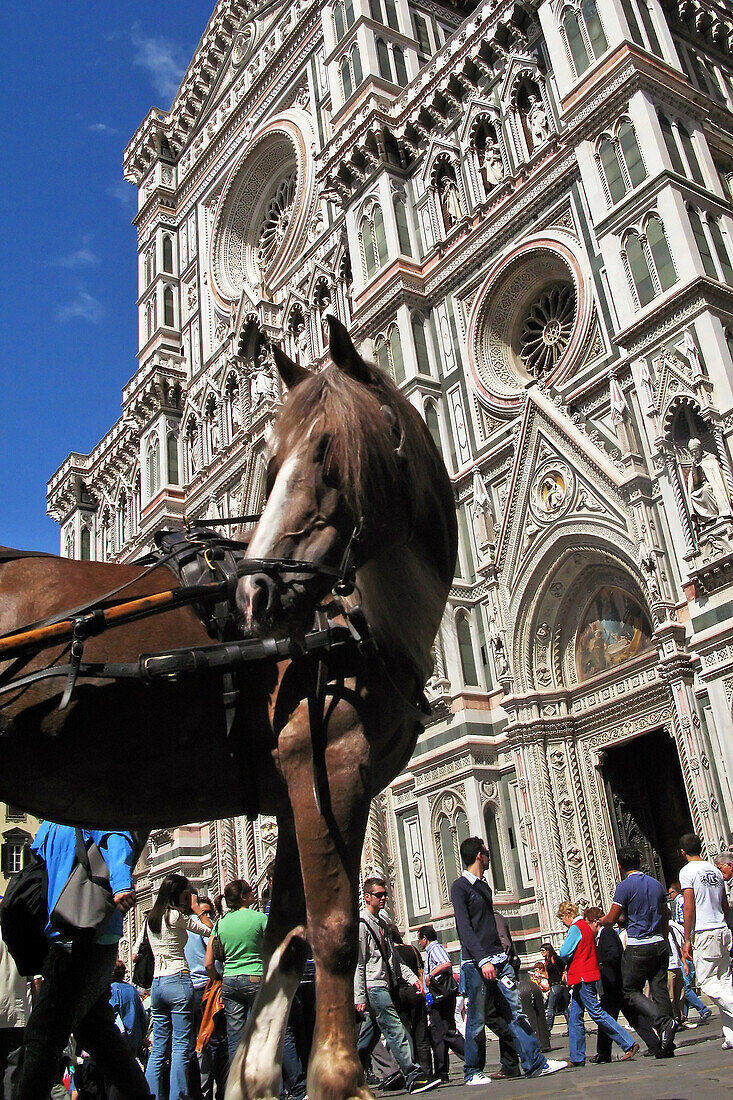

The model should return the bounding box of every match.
[231,318,457,1099]
[0,317,457,1100]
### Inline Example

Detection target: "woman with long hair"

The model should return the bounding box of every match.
[141,873,213,1100]
[540,942,570,1035]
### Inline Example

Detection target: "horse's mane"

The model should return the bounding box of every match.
[274,357,442,524]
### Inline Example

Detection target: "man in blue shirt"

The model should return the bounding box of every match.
[600,846,676,1057]
[11,822,152,1099]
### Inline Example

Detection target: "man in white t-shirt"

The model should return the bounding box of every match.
[679,832,733,1049]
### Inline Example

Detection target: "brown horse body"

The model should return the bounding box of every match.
[0,319,457,1100]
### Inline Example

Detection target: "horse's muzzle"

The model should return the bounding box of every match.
[238,573,280,633]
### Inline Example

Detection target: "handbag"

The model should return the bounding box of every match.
[132,921,155,988]
[50,829,115,938]
[0,850,49,976]
[430,966,459,1002]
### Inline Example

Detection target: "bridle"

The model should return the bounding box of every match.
[0,404,429,816]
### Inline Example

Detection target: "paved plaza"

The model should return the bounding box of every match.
[381,1017,732,1100]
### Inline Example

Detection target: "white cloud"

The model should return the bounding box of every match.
[131,26,189,104]
[107,179,136,212]
[88,122,118,135]
[51,239,100,269]
[56,290,105,325]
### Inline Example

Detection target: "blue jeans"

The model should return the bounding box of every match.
[146,973,195,1100]
[683,962,710,1018]
[463,959,546,1078]
[357,986,421,1087]
[221,974,261,1065]
[569,981,634,1063]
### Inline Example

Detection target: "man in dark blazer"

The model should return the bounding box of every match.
[450,837,567,1083]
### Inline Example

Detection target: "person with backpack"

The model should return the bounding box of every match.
[10,821,151,1100]
[142,873,213,1100]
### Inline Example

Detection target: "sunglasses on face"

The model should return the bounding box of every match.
[369,891,387,899]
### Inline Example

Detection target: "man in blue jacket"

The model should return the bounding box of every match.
[11,822,151,1100]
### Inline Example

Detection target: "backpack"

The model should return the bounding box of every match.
[0,850,49,976]
[132,922,154,989]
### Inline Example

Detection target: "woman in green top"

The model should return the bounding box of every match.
[205,879,267,1064]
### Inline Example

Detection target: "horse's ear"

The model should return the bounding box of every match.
[272,345,312,389]
[327,315,371,385]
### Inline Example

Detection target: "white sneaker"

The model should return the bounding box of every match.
[465,1071,491,1085]
[538,1060,568,1076]
[722,1039,733,1049]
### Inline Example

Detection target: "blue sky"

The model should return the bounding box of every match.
[0,3,212,552]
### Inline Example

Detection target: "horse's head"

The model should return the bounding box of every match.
[238,318,457,661]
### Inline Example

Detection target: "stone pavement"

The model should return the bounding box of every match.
[378,1019,732,1100]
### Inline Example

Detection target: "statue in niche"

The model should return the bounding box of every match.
[484,142,505,189]
[685,437,733,523]
[527,95,550,149]
[471,470,495,552]
[250,346,276,409]
[297,325,311,365]
[439,175,462,230]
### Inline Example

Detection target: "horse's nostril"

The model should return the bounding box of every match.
[241,573,277,626]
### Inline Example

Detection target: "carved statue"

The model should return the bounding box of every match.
[527,95,550,148]
[685,438,733,523]
[439,176,462,229]
[484,142,505,188]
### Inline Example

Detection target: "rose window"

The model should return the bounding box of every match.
[257,173,297,270]
[519,282,576,378]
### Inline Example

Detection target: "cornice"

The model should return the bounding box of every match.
[615,277,733,357]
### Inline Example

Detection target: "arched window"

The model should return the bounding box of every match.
[393,45,408,86]
[646,215,676,290]
[167,432,179,485]
[658,112,686,174]
[162,234,173,273]
[689,207,718,278]
[599,136,626,202]
[351,43,362,85]
[375,336,390,375]
[145,299,156,340]
[412,314,430,373]
[626,230,655,306]
[562,10,590,75]
[708,218,733,282]
[147,437,160,498]
[413,13,431,55]
[562,1,606,77]
[424,401,442,455]
[438,814,460,891]
[344,0,354,27]
[360,217,377,277]
[620,0,643,46]
[369,0,383,22]
[483,805,506,892]
[384,0,399,30]
[394,198,412,255]
[80,527,91,561]
[456,610,479,686]
[389,325,404,383]
[637,0,662,56]
[618,120,646,187]
[333,0,345,39]
[340,55,352,99]
[677,123,705,186]
[376,38,392,81]
[163,285,175,328]
[373,204,388,264]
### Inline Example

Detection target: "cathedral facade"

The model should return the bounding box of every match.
[48,0,733,959]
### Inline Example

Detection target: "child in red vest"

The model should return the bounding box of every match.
[556,902,639,1066]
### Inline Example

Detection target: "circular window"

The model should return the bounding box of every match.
[467,234,592,414]
[210,115,314,302]
[520,283,576,378]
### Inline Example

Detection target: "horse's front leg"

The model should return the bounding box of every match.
[279,701,373,1100]
[227,808,308,1100]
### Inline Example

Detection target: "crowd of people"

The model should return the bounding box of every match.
[0,820,731,1098]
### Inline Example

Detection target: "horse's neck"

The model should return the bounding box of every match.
[354,548,446,685]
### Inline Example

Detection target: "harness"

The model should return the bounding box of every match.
[0,521,431,817]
